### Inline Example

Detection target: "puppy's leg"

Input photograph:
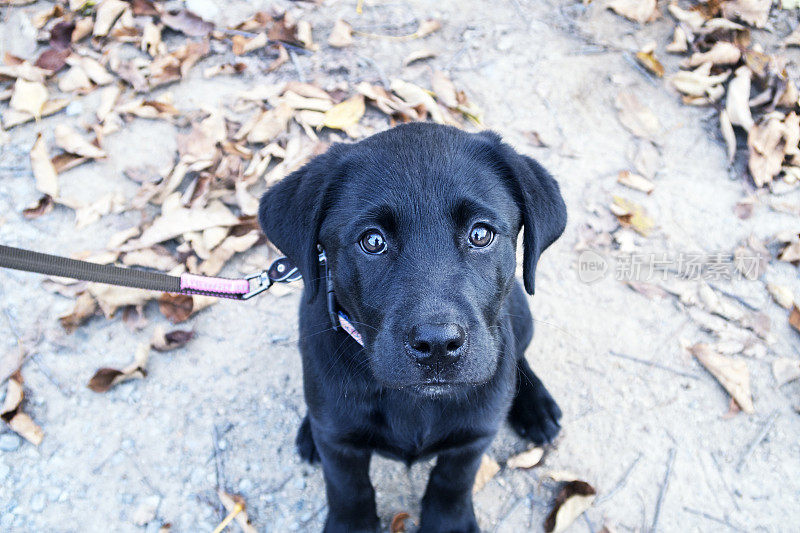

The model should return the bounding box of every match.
[506,282,562,444]
[296,414,320,463]
[508,357,562,444]
[315,437,379,533]
[419,439,489,533]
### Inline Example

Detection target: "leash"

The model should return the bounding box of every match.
[0,245,363,346]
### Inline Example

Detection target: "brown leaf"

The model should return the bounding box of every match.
[726,67,754,131]
[199,231,261,276]
[245,102,293,144]
[88,343,150,393]
[415,19,441,38]
[506,447,544,469]
[50,21,76,49]
[544,481,597,533]
[670,63,730,99]
[1,372,44,446]
[161,9,214,37]
[790,305,800,333]
[132,0,158,16]
[30,133,58,197]
[59,291,97,333]
[390,512,412,533]
[608,0,659,23]
[472,454,500,493]
[691,343,755,413]
[151,326,194,352]
[88,283,158,317]
[35,48,70,72]
[328,19,353,48]
[158,294,194,323]
[22,194,54,219]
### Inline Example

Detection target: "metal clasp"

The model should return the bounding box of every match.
[241,270,272,300]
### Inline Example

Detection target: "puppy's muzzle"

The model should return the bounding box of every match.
[405,322,467,367]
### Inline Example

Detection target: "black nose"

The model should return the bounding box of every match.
[406,323,466,366]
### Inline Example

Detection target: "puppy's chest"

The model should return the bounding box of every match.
[353,398,478,462]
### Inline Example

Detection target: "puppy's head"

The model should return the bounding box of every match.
[259,124,566,395]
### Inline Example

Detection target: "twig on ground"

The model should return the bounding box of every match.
[609,351,701,380]
[683,506,741,530]
[212,423,229,520]
[736,410,779,473]
[493,496,525,533]
[623,53,658,85]
[652,448,676,533]
[595,452,642,504]
[710,451,741,511]
[356,54,389,89]
[583,512,596,533]
[707,282,760,311]
[288,50,306,83]
[31,353,70,397]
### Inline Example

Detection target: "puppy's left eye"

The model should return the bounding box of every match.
[360,230,387,254]
[468,223,494,248]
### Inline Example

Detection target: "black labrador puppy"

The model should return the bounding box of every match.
[259,123,566,532]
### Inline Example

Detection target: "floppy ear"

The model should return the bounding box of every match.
[258,149,342,301]
[481,132,567,295]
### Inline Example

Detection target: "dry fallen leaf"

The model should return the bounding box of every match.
[691,343,755,413]
[390,511,412,533]
[726,67,755,131]
[217,491,258,533]
[151,325,194,352]
[88,283,158,317]
[615,91,660,140]
[544,480,597,533]
[671,63,730,99]
[403,48,437,66]
[748,116,787,187]
[126,199,240,249]
[617,170,655,193]
[244,102,293,144]
[30,133,59,197]
[328,18,353,48]
[472,454,500,493]
[391,79,446,124]
[720,110,737,163]
[59,291,97,333]
[688,42,742,67]
[161,9,214,37]
[199,231,260,276]
[608,0,659,23]
[767,283,794,309]
[323,95,365,131]
[54,124,106,158]
[431,70,459,108]
[93,0,128,37]
[22,194,54,219]
[722,0,772,28]
[1,372,44,446]
[611,196,654,236]
[10,79,48,117]
[790,305,800,333]
[635,46,664,77]
[506,447,544,469]
[88,342,150,393]
[772,357,800,387]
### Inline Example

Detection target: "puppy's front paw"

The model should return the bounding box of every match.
[296,415,320,464]
[508,379,562,445]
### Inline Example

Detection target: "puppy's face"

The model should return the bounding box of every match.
[260,124,566,396]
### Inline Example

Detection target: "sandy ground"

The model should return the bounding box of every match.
[1,0,800,532]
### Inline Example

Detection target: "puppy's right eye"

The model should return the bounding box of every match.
[360,230,387,255]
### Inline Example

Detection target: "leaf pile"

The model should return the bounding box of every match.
[0,1,478,339]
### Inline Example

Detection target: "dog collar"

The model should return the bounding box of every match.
[319,249,364,346]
